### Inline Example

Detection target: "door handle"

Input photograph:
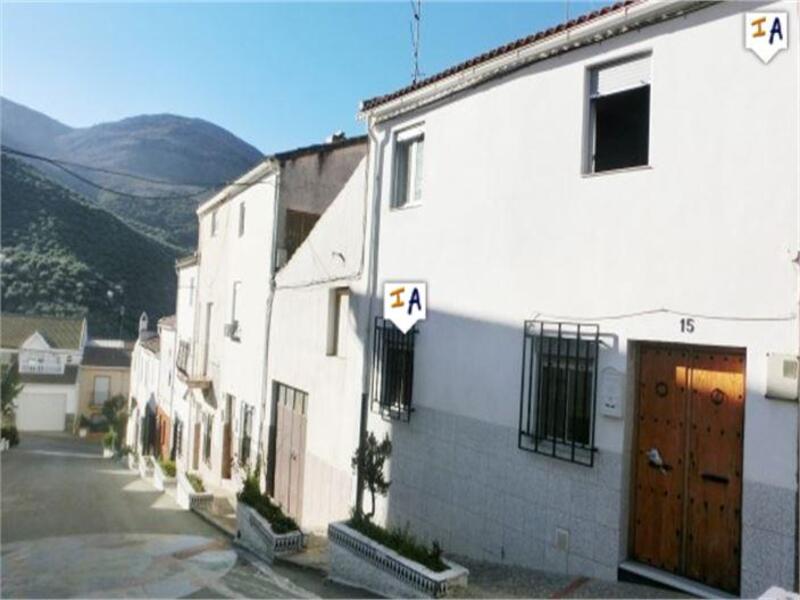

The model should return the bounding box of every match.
[701,472,729,484]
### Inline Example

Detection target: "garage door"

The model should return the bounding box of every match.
[16,392,67,431]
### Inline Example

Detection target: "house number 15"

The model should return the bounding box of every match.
[680,318,695,333]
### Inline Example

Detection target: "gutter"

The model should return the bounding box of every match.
[359,0,707,123]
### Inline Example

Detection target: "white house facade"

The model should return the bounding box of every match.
[358,1,799,597]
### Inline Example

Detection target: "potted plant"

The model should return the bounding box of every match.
[176,471,213,511]
[78,415,89,438]
[328,432,468,598]
[235,466,305,562]
[102,430,116,458]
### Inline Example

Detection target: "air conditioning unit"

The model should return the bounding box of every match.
[224,321,239,339]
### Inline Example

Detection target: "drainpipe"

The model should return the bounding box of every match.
[257,164,281,491]
[355,118,389,514]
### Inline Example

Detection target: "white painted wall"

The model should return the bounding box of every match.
[194,168,277,490]
[363,1,798,591]
[269,159,368,529]
[126,342,160,453]
[174,262,198,472]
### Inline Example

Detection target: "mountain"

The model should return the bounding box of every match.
[1,98,264,249]
[1,155,180,338]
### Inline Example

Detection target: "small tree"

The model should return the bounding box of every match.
[102,394,127,450]
[1,363,24,425]
[352,431,392,519]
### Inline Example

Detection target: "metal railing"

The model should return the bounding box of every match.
[371,317,417,422]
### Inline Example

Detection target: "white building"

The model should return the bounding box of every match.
[0,313,86,431]
[183,136,367,497]
[172,254,198,472]
[265,157,369,530]
[356,1,798,597]
[127,313,162,455]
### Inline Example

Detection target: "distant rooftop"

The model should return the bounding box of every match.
[82,345,132,368]
[140,335,160,356]
[0,313,85,350]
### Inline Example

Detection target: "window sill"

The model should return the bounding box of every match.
[389,201,423,213]
[582,164,652,178]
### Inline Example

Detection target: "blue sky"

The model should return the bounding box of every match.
[2,2,609,154]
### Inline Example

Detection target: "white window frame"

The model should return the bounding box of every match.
[585,52,652,175]
[326,287,350,357]
[391,125,425,209]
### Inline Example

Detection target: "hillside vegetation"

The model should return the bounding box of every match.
[1,97,263,249]
[1,155,179,338]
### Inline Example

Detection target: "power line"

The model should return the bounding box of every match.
[1,146,272,202]
[528,307,796,323]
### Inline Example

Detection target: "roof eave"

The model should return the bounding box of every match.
[196,158,279,216]
[358,0,705,123]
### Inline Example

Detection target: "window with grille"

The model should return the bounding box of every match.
[240,405,254,466]
[518,321,599,466]
[203,413,213,465]
[392,127,424,208]
[588,54,651,173]
[371,317,416,421]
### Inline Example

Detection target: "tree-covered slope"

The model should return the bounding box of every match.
[1,97,264,249]
[1,155,179,338]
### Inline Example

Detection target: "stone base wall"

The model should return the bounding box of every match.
[381,406,624,581]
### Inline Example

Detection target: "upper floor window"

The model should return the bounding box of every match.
[176,340,191,374]
[392,126,424,208]
[327,287,350,357]
[93,375,111,405]
[238,202,246,237]
[188,277,195,307]
[225,282,242,341]
[211,209,218,237]
[588,54,651,173]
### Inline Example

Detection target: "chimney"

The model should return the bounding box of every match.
[325,131,346,144]
[138,312,149,341]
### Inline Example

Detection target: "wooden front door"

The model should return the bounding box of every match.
[192,422,201,470]
[633,344,744,593]
[222,395,233,479]
[272,383,307,521]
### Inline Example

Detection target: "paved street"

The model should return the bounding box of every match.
[0,434,366,599]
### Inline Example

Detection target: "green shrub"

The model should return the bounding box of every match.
[1,426,20,447]
[237,471,299,534]
[103,430,117,449]
[186,473,204,493]
[159,458,176,477]
[348,511,446,572]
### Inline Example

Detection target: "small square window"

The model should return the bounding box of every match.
[588,54,651,173]
[327,287,350,356]
[392,128,424,208]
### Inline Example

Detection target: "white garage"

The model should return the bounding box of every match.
[16,391,67,431]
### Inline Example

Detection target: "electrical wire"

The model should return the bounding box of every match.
[1,146,272,201]
[528,307,796,323]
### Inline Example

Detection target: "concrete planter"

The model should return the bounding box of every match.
[235,503,305,562]
[176,472,213,511]
[102,447,114,459]
[127,453,138,471]
[138,455,154,480]
[328,521,468,598]
[152,460,176,492]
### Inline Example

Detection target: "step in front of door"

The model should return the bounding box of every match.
[619,560,737,599]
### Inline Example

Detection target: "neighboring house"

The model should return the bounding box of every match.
[126,314,162,455]
[155,315,176,459]
[76,339,132,426]
[0,313,86,431]
[183,135,367,496]
[355,1,798,597]
[172,254,198,472]
[265,157,369,530]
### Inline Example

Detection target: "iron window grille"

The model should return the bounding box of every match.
[371,317,417,421]
[240,405,254,466]
[176,340,190,374]
[518,320,600,466]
